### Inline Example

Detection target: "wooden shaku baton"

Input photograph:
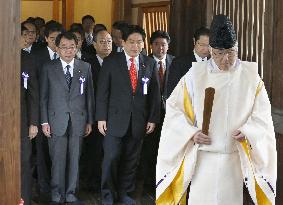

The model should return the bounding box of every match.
[202,87,215,135]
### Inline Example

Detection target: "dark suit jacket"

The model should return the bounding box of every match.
[21,50,39,137]
[95,52,161,138]
[33,46,53,78]
[40,58,95,137]
[81,40,96,56]
[83,54,101,92]
[148,53,175,102]
[166,53,197,97]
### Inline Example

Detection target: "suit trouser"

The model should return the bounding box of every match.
[48,121,82,202]
[139,109,165,190]
[36,130,51,193]
[80,125,103,190]
[101,129,143,203]
[21,136,32,205]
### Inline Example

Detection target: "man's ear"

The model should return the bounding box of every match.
[121,40,126,48]
[93,41,97,49]
[193,38,196,46]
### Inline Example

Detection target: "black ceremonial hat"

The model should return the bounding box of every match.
[209,14,237,49]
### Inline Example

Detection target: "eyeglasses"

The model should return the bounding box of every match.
[26,30,36,34]
[212,48,237,58]
[59,46,76,51]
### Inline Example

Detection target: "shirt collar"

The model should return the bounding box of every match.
[24,45,32,53]
[194,50,208,62]
[60,58,75,70]
[124,52,139,70]
[47,46,56,60]
[96,54,104,66]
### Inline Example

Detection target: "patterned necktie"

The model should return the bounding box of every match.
[65,65,72,89]
[86,34,92,46]
[129,57,137,93]
[53,52,57,60]
[158,61,164,91]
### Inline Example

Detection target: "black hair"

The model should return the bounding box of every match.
[34,17,45,25]
[93,24,107,33]
[93,29,109,42]
[193,27,210,41]
[21,25,28,35]
[22,20,36,29]
[26,17,36,23]
[69,26,84,39]
[150,30,171,44]
[44,21,64,38]
[82,15,95,23]
[112,21,128,30]
[55,32,78,47]
[122,25,146,41]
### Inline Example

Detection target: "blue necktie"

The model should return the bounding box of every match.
[65,65,72,89]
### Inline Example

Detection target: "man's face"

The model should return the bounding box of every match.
[24,23,37,46]
[73,32,83,50]
[151,37,169,59]
[122,33,144,57]
[82,19,95,33]
[111,28,123,47]
[93,30,112,58]
[56,37,77,63]
[20,32,29,49]
[45,31,61,52]
[211,47,238,71]
[194,35,210,58]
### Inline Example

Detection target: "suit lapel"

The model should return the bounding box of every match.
[137,54,146,94]
[54,59,69,91]
[70,59,81,93]
[119,53,133,94]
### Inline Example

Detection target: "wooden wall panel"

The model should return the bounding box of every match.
[169,0,208,56]
[0,0,21,204]
[211,0,265,77]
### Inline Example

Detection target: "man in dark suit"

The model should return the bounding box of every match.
[79,29,113,192]
[33,21,64,200]
[40,32,95,205]
[22,20,44,53]
[111,21,128,54]
[81,15,96,55]
[140,30,175,193]
[96,25,161,205]
[166,27,210,97]
[20,25,40,205]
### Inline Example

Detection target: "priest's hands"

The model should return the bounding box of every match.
[232,130,246,142]
[192,131,212,145]
[98,121,107,136]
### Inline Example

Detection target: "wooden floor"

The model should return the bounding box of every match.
[31,180,156,205]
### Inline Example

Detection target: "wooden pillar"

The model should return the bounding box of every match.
[0,0,21,204]
[112,0,132,25]
[169,0,208,56]
[270,0,283,202]
[62,0,74,30]
[53,0,60,21]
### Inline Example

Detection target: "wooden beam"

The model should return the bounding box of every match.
[0,0,20,204]
[53,0,59,21]
[62,0,74,29]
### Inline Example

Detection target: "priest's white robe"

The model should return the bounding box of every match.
[156,59,277,205]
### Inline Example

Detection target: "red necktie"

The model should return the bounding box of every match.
[129,57,137,93]
[158,61,164,91]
